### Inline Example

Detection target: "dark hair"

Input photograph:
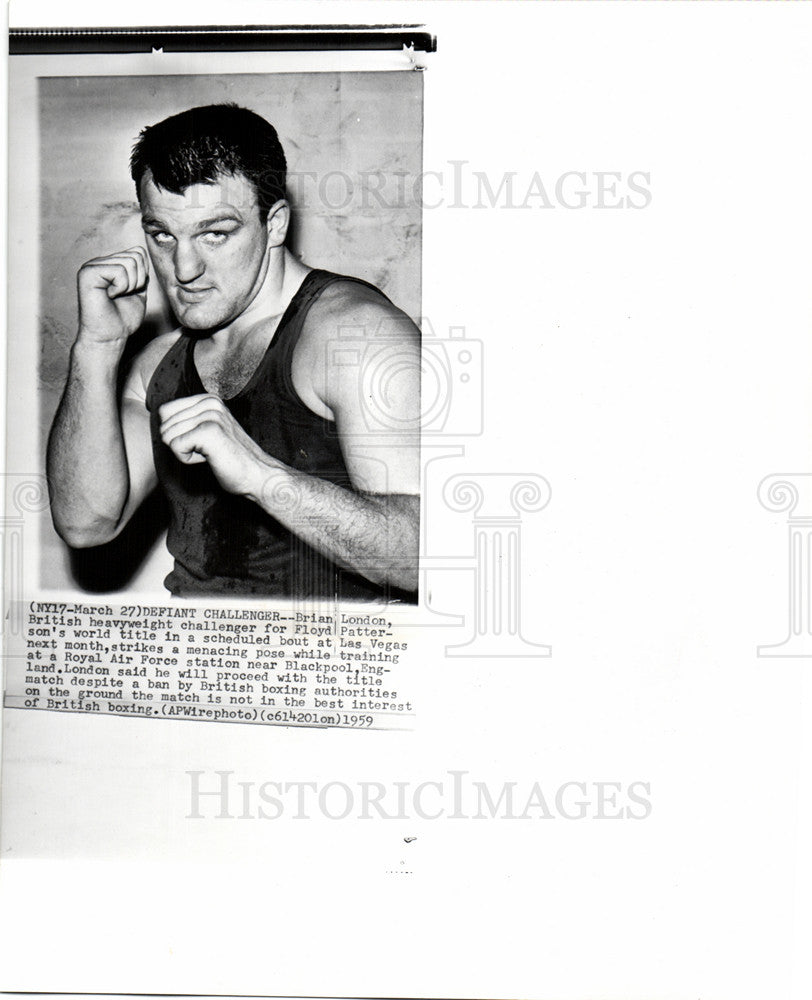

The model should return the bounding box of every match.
[130,103,287,221]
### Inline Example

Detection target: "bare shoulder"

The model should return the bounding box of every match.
[304,278,420,348]
[295,277,420,417]
[123,329,184,402]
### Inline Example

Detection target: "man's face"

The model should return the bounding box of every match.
[139,170,270,331]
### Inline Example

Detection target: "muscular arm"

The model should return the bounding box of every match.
[253,467,419,592]
[47,247,158,547]
[47,345,153,546]
[159,288,420,592]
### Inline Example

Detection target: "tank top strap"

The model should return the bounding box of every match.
[145,332,196,413]
[263,267,388,406]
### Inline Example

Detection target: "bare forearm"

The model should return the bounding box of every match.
[156,393,420,591]
[47,340,129,545]
[248,462,419,592]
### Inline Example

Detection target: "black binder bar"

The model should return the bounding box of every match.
[9,24,438,56]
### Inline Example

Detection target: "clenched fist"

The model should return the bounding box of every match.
[77,246,149,345]
[158,394,276,498]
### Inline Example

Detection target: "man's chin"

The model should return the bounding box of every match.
[179,315,215,332]
[174,303,226,332]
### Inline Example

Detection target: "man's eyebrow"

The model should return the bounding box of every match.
[194,213,244,229]
[140,213,244,230]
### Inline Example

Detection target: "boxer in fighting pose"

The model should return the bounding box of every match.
[47,104,420,600]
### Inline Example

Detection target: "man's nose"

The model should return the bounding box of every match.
[173,240,205,284]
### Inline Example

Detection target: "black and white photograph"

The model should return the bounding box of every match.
[3,3,812,1000]
[39,71,423,602]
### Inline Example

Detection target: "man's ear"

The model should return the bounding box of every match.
[265,199,290,247]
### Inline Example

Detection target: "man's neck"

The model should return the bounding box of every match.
[208,248,311,345]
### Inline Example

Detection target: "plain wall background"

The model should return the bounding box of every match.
[38,70,423,590]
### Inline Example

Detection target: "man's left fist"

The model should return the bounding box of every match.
[158,393,270,497]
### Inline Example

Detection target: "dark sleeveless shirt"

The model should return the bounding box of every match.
[145,269,406,601]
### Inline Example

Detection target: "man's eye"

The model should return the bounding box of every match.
[200,231,229,245]
[150,232,174,246]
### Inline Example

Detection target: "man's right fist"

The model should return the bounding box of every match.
[77,246,149,344]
